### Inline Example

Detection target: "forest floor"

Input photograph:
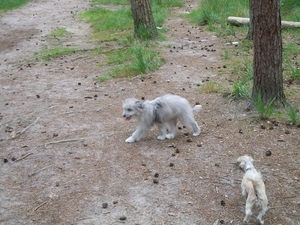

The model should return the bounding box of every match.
[0,0,299,224]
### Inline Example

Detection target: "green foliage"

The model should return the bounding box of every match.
[35,47,78,61]
[252,93,276,120]
[0,0,28,12]
[50,27,70,37]
[80,7,133,32]
[285,104,300,125]
[229,81,250,100]
[151,0,184,7]
[198,81,221,93]
[91,0,129,5]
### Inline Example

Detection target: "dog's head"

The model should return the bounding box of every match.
[122,98,145,121]
[237,155,254,171]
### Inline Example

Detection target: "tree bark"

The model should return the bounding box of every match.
[130,0,158,39]
[252,0,285,105]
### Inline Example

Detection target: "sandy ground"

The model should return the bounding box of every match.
[0,0,299,225]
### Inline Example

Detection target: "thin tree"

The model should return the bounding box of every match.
[251,0,285,105]
[130,0,158,39]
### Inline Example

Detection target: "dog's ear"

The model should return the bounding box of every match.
[135,101,144,109]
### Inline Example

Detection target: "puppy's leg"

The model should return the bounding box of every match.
[179,113,200,136]
[157,123,167,140]
[126,124,149,143]
[243,192,256,224]
[166,118,177,139]
[191,121,201,136]
[256,196,268,224]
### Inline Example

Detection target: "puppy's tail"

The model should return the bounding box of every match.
[192,105,202,114]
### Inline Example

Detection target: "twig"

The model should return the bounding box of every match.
[14,117,40,139]
[28,165,52,177]
[45,138,85,146]
[124,202,137,210]
[33,201,47,211]
[15,152,33,162]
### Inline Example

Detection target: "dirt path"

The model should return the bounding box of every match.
[0,1,299,225]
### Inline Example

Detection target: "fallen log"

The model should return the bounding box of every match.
[227,16,300,29]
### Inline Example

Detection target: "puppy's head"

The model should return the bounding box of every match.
[237,155,254,171]
[122,98,145,121]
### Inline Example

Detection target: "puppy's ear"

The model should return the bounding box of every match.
[238,160,246,169]
[135,101,144,109]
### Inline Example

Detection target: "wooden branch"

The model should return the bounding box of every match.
[227,16,300,29]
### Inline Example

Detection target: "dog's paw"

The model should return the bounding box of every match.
[192,131,200,136]
[125,136,135,143]
[166,134,174,139]
[157,135,166,140]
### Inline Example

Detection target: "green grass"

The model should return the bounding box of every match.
[91,0,129,5]
[252,93,276,120]
[99,41,164,80]
[198,81,221,93]
[50,27,70,37]
[34,46,78,61]
[0,0,29,12]
[285,104,300,125]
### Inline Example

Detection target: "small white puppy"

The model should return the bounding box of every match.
[122,94,201,142]
[237,155,268,225]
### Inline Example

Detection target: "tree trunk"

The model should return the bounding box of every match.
[130,0,158,39]
[252,0,285,105]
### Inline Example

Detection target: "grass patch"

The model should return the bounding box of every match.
[50,27,70,37]
[252,93,276,120]
[285,104,300,125]
[100,41,164,80]
[34,46,78,61]
[198,81,221,93]
[0,0,29,12]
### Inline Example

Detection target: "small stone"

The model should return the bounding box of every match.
[197,143,202,147]
[220,220,225,224]
[119,216,127,221]
[260,124,266,129]
[11,157,16,161]
[169,163,174,167]
[3,158,8,163]
[238,129,243,134]
[265,150,272,156]
[36,95,40,98]
[102,203,108,208]
[55,181,59,187]
[176,149,180,153]
[53,133,58,137]
[220,200,226,206]
[285,130,290,134]
[78,82,81,85]
[153,179,159,184]
[187,138,193,142]
[154,172,159,178]
[113,200,118,204]
[215,163,220,167]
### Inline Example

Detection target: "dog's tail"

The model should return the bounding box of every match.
[192,105,202,114]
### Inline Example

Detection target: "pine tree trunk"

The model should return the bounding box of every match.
[251,0,285,105]
[130,0,158,39]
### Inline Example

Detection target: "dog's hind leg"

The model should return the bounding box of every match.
[256,198,268,224]
[166,118,177,139]
[157,123,167,140]
[179,114,200,136]
[243,194,256,224]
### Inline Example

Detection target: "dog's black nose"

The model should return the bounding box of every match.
[123,114,126,117]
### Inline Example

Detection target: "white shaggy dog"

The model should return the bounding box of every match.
[237,155,268,225]
[122,94,201,143]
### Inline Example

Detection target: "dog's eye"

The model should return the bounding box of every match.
[127,109,132,112]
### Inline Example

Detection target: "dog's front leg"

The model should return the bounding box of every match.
[157,123,166,140]
[125,125,149,143]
